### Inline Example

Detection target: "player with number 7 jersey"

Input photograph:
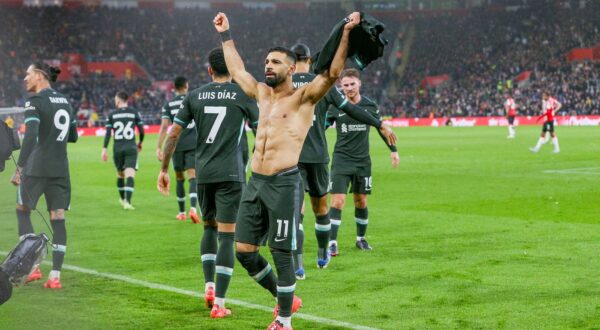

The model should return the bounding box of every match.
[175,82,258,185]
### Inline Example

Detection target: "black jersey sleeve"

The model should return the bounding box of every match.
[17,97,42,167]
[68,117,78,143]
[326,88,382,128]
[372,107,397,152]
[174,95,193,128]
[160,103,171,121]
[135,112,145,143]
[103,114,112,148]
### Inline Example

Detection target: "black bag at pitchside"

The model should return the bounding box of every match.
[0,119,20,172]
[0,234,49,304]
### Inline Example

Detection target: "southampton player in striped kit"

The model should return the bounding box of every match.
[505,93,517,138]
[530,92,561,153]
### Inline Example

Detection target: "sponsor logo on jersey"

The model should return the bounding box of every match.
[341,123,367,133]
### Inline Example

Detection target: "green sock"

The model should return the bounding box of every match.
[355,207,368,238]
[215,232,235,300]
[315,214,330,259]
[200,225,218,284]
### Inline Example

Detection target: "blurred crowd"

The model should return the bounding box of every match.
[0,2,598,124]
[383,1,600,117]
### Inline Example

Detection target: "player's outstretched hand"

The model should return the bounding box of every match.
[379,124,397,146]
[157,170,170,196]
[213,12,230,32]
[391,152,400,168]
[10,167,21,186]
[101,148,108,162]
[344,12,361,31]
[156,148,163,162]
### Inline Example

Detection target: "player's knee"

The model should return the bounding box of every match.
[354,198,367,209]
[50,209,65,220]
[187,169,196,179]
[117,171,125,178]
[16,204,29,212]
[203,219,217,228]
[236,242,259,253]
[217,222,235,233]
[175,171,185,181]
[331,196,345,209]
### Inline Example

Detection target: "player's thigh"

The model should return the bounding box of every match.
[198,183,217,221]
[330,171,352,194]
[123,148,139,171]
[17,175,45,210]
[183,150,195,171]
[306,163,330,198]
[44,176,71,211]
[214,182,243,223]
[113,149,125,171]
[352,174,373,195]
[264,174,302,252]
[171,151,185,172]
[234,178,267,246]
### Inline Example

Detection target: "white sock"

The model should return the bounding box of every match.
[329,240,337,246]
[205,282,214,292]
[356,236,364,241]
[534,137,544,150]
[276,316,292,327]
[510,126,515,136]
[215,297,225,308]
[49,270,60,280]
[552,137,559,151]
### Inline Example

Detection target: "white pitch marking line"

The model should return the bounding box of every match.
[0,252,380,330]
[542,166,600,175]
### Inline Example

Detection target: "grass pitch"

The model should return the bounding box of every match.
[1,126,600,329]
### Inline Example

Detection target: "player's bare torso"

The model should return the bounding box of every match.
[251,85,315,175]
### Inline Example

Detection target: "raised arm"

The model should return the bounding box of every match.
[303,12,361,104]
[213,12,260,99]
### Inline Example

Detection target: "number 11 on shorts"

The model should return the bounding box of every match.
[276,219,289,238]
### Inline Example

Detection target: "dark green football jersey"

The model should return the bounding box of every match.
[20,88,76,177]
[330,96,381,174]
[106,107,144,152]
[175,82,258,184]
[293,72,347,164]
[161,94,196,152]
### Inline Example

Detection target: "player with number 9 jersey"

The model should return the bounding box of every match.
[18,87,78,202]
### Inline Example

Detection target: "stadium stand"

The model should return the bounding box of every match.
[0,1,598,123]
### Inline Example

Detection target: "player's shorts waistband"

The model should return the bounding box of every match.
[252,166,300,182]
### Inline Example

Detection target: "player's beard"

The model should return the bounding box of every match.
[265,72,285,88]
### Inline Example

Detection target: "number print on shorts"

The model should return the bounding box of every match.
[54,109,70,142]
[275,219,289,241]
[364,176,373,191]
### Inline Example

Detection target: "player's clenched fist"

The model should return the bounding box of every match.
[344,12,361,30]
[213,12,230,32]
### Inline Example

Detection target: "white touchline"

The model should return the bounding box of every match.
[0,251,380,330]
[542,167,600,175]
